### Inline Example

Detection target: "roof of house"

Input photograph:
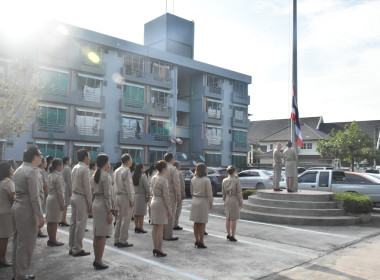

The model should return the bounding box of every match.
[260,123,327,142]
[319,120,380,141]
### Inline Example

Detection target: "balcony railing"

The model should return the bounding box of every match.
[207,109,222,119]
[42,87,68,97]
[37,122,65,132]
[151,102,172,113]
[207,137,222,146]
[77,126,101,137]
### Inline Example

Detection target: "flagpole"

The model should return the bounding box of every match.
[292,0,299,191]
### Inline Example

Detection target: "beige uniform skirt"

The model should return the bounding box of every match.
[93,198,112,237]
[134,193,147,216]
[150,196,168,225]
[285,160,297,178]
[190,197,209,223]
[224,195,240,220]
[46,194,62,223]
[0,213,13,238]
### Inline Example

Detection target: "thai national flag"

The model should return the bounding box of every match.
[290,86,303,148]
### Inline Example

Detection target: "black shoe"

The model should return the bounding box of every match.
[195,242,207,249]
[0,260,12,267]
[106,236,111,239]
[37,232,47,238]
[69,249,73,255]
[230,236,238,242]
[59,221,70,227]
[287,189,294,193]
[85,229,89,232]
[47,240,64,247]
[273,188,283,192]
[227,235,231,240]
[173,226,183,230]
[116,242,133,248]
[163,237,179,241]
[88,215,93,219]
[153,249,167,257]
[204,231,208,236]
[93,261,109,270]
[73,250,91,257]
[26,275,35,280]
[113,221,116,227]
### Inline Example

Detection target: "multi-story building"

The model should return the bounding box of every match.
[0,13,251,167]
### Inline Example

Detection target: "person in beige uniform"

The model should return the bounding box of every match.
[163,153,181,241]
[190,163,213,249]
[91,154,113,270]
[173,161,185,230]
[46,159,65,247]
[0,162,15,267]
[283,141,298,192]
[273,142,283,192]
[113,153,134,248]
[12,146,45,280]
[37,158,48,238]
[69,149,92,257]
[132,163,150,234]
[150,160,172,257]
[60,157,72,227]
[222,166,243,242]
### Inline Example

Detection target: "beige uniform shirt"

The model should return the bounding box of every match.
[222,176,243,207]
[150,174,171,211]
[62,165,72,193]
[114,165,135,202]
[71,162,92,208]
[164,163,180,198]
[190,177,213,207]
[91,171,112,212]
[0,178,15,214]
[273,149,283,164]
[283,148,298,162]
[13,162,43,217]
[48,170,65,208]
[134,174,150,199]
[177,170,186,199]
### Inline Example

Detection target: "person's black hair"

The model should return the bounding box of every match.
[63,157,70,165]
[89,162,96,170]
[45,155,54,171]
[173,161,181,169]
[0,161,12,181]
[121,153,131,164]
[114,162,122,171]
[164,152,174,163]
[144,164,155,177]
[226,165,236,175]
[154,160,167,173]
[195,163,207,178]
[49,158,63,173]
[7,159,17,170]
[286,141,293,148]
[77,149,89,162]
[130,162,136,173]
[132,163,144,186]
[94,154,109,184]
[23,146,41,163]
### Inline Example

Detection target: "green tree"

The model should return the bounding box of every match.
[317,122,374,171]
[0,62,40,140]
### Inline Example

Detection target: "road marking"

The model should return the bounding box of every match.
[57,229,205,280]
[181,210,350,239]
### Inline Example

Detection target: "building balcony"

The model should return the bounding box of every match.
[203,138,223,150]
[202,86,224,100]
[71,56,107,76]
[204,111,223,125]
[119,99,152,115]
[177,99,190,113]
[143,133,170,147]
[118,131,144,145]
[32,123,103,142]
[231,117,251,129]
[150,103,172,118]
[232,93,250,105]
[120,66,173,89]
[231,141,250,152]
[176,126,190,138]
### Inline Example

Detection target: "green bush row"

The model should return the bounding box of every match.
[242,190,257,200]
[332,192,373,214]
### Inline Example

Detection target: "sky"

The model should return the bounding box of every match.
[2,0,380,123]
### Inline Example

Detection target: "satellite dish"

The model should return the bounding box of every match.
[182,153,187,160]
[192,161,197,166]
[176,138,183,144]
[170,138,176,144]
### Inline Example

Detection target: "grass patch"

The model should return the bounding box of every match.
[242,189,257,200]
[332,192,373,214]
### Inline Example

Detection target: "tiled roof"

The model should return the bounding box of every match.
[260,123,327,142]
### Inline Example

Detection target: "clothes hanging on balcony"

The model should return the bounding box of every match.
[83,85,101,102]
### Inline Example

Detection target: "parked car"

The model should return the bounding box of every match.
[307,166,334,170]
[281,170,380,202]
[282,167,306,174]
[182,169,194,198]
[237,169,276,190]
[368,173,380,181]
[190,167,227,196]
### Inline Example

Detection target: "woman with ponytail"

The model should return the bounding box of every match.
[150,160,172,257]
[46,158,65,246]
[90,154,112,270]
[132,163,150,233]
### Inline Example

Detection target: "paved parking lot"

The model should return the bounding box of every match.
[2,197,380,280]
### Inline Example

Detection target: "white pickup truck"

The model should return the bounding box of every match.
[282,170,380,203]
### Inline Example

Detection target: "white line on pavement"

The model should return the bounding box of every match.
[57,228,205,280]
[181,210,350,239]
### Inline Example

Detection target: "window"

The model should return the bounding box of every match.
[37,143,64,158]
[232,155,247,168]
[238,172,250,178]
[125,53,147,77]
[233,106,247,121]
[301,143,313,150]
[40,69,69,96]
[121,116,143,139]
[206,74,223,94]
[332,171,345,183]
[206,126,222,145]
[233,130,247,147]
[205,153,221,167]
[298,172,317,183]
[73,145,100,163]
[121,147,143,163]
[37,106,66,131]
[151,90,172,112]
[149,119,170,141]
[149,148,167,163]
[269,144,274,151]
[233,81,248,98]
[206,100,222,119]
[152,61,171,83]
[345,174,372,184]
[319,172,330,187]
[123,84,144,108]
[77,74,102,102]
[75,109,101,136]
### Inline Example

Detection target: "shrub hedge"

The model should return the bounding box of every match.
[242,190,257,200]
[332,192,373,214]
